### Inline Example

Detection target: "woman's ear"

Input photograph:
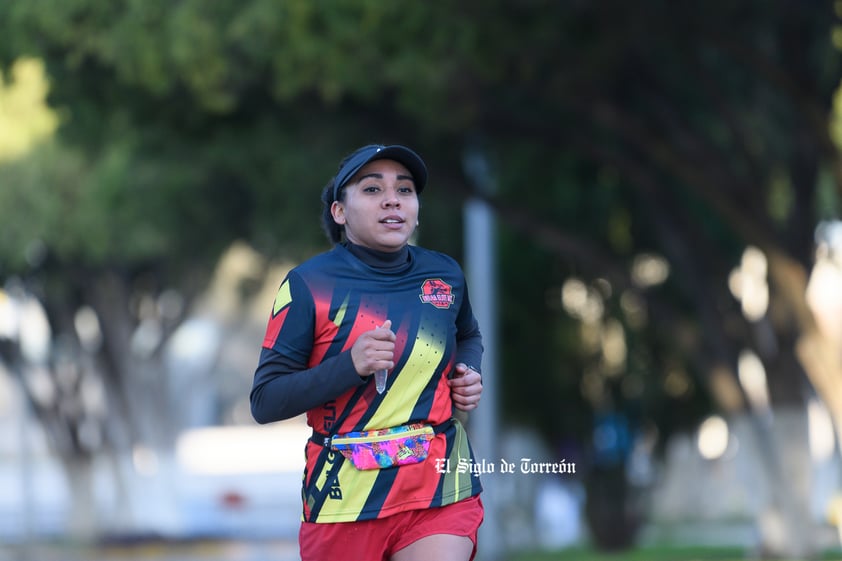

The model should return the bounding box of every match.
[331,201,346,224]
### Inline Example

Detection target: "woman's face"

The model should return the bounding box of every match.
[331,159,420,252]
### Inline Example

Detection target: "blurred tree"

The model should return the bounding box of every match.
[0,58,58,162]
[0,0,841,555]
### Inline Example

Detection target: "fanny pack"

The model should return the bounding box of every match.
[312,420,452,471]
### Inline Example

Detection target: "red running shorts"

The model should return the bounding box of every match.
[299,495,484,561]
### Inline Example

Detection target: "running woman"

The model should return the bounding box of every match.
[251,144,485,561]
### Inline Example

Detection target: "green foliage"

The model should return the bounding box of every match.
[508,544,842,561]
[0,1,483,125]
[507,546,767,561]
[0,58,57,162]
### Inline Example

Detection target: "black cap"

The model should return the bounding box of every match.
[333,144,427,199]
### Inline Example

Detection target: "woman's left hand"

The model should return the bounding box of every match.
[448,363,482,411]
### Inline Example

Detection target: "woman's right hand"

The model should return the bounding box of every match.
[351,319,395,376]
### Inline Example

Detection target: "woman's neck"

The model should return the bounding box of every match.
[343,241,411,271]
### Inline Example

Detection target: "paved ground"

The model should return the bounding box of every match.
[0,539,301,561]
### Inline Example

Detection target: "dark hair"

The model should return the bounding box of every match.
[320,176,345,244]
[321,147,368,244]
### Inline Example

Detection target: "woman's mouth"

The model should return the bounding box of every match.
[380,216,405,225]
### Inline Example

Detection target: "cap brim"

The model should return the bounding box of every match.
[368,146,427,193]
[334,145,428,196]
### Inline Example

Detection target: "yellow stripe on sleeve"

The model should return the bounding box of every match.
[273,280,292,315]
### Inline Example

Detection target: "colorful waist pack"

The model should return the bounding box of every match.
[330,423,436,470]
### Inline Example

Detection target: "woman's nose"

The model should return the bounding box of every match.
[382,188,400,207]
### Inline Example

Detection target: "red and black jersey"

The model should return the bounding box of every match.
[253,243,483,523]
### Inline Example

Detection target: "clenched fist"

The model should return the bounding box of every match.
[351,320,396,377]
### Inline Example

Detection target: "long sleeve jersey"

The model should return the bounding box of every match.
[250,242,483,523]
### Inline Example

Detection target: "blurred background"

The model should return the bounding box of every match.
[1,1,842,560]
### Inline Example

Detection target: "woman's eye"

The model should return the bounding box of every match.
[362,185,381,193]
[398,185,415,194]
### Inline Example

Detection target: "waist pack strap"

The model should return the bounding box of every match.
[310,419,454,448]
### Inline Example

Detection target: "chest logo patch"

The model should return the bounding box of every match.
[419,278,455,309]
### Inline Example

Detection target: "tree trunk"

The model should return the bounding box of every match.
[753,407,817,558]
[61,455,98,543]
